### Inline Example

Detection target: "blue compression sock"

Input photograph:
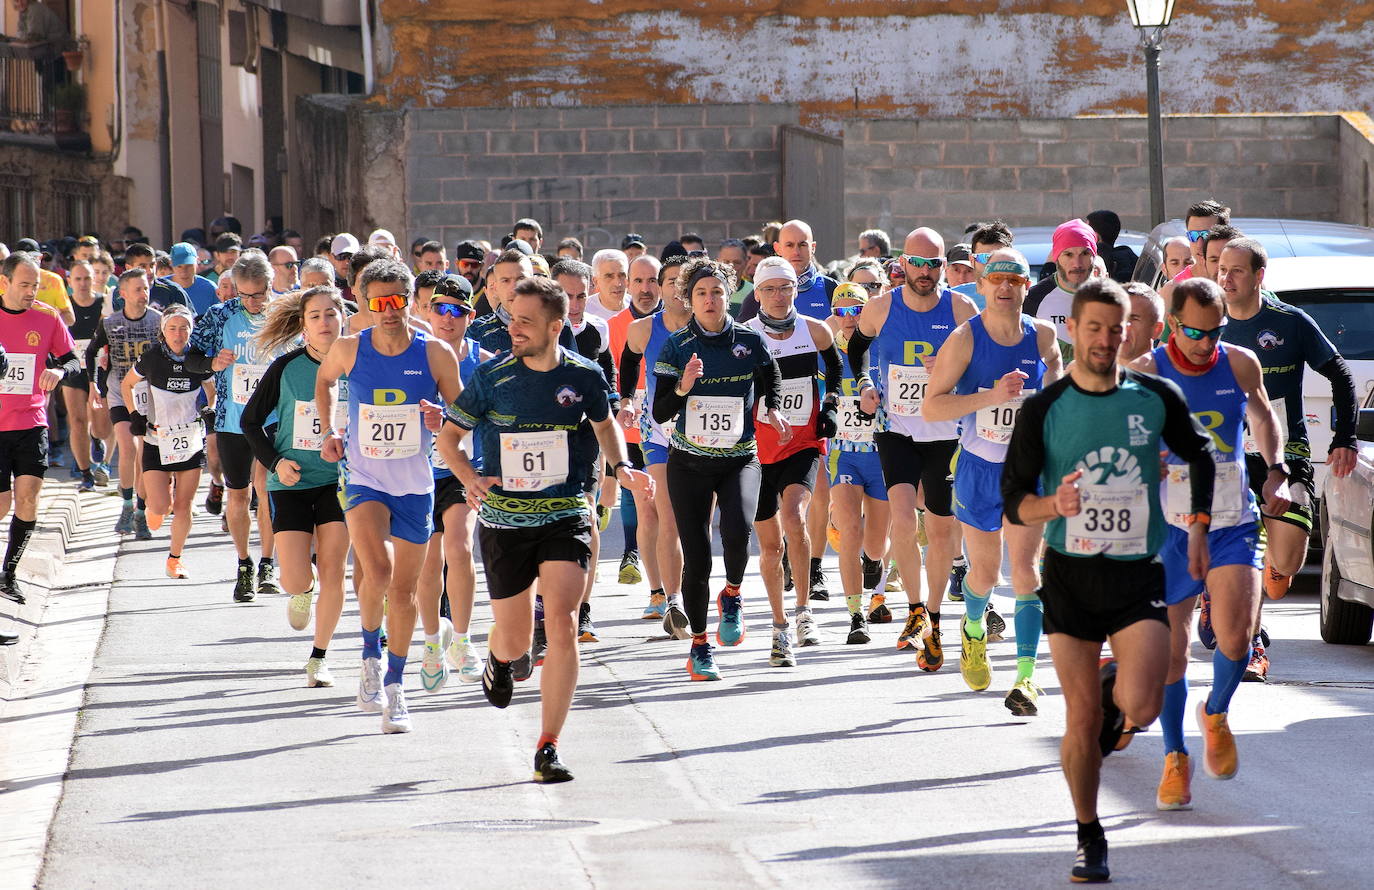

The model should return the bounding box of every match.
[384,650,407,687]
[962,579,990,636]
[1207,647,1250,715]
[361,626,382,660]
[1013,595,1043,661]
[1161,677,1189,754]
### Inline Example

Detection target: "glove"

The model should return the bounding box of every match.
[816,404,838,440]
[199,404,216,427]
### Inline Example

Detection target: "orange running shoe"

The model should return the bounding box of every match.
[1156,751,1193,810]
[166,557,188,579]
[1263,564,1292,600]
[1195,701,1238,779]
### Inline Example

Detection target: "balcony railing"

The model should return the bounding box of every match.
[0,40,62,135]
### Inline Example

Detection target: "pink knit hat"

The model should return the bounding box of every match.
[1051,219,1098,262]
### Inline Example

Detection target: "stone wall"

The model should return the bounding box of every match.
[1338,113,1374,229]
[0,144,130,244]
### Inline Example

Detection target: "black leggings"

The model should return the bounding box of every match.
[666,449,762,635]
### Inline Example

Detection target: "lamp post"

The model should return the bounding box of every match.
[1127,0,1176,227]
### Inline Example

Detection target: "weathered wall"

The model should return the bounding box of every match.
[295,94,407,245]
[0,145,131,240]
[1339,113,1374,229]
[373,1,1374,127]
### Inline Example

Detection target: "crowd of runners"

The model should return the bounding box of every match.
[0,199,1357,883]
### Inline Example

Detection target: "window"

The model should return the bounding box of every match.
[52,179,96,237]
[0,177,36,244]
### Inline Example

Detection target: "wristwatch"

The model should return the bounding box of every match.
[1184,512,1212,527]
[1268,461,1292,479]
[611,460,633,475]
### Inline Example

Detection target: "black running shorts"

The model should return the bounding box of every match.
[754,447,821,522]
[0,427,49,492]
[1038,548,1168,643]
[478,514,593,600]
[269,483,346,534]
[875,433,956,516]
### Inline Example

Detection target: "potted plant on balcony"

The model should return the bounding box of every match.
[53,81,85,135]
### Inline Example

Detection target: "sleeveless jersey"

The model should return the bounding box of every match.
[873,286,959,441]
[343,328,440,496]
[431,337,483,480]
[833,340,881,454]
[746,316,823,463]
[955,314,1046,464]
[639,311,678,449]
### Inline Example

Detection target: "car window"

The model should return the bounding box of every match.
[1275,288,1374,361]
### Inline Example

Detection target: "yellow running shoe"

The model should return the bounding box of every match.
[1156,751,1193,810]
[884,563,904,593]
[1004,676,1043,715]
[960,621,991,691]
[1196,701,1238,779]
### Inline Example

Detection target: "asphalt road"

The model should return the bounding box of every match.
[37,504,1374,889]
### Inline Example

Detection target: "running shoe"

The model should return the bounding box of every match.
[512,651,534,682]
[482,652,515,707]
[641,591,667,619]
[257,562,282,597]
[92,462,110,486]
[918,625,944,672]
[1243,644,1269,683]
[1263,564,1292,600]
[115,503,135,535]
[0,631,16,646]
[618,550,643,585]
[985,606,1006,642]
[846,612,871,645]
[577,603,598,643]
[1098,659,1125,757]
[532,619,548,666]
[448,635,482,684]
[867,592,893,624]
[1197,591,1216,650]
[306,657,334,688]
[716,588,745,646]
[145,511,165,531]
[897,605,928,650]
[884,562,904,592]
[959,621,991,692]
[166,557,188,580]
[533,743,574,783]
[686,641,721,680]
[231,562,255,602]
[357,656,387,712]
[79,473,95,493]
[596,503,611,532]
[1156,751,1193,811]
[1004,676,1043,716]
[769,625,796,667]
[420,621,453,693]
[0,573,25,606]
[1071,835,1110,884]
[795,609,820,647]
[287,587,313,630]
[862,554,883,591]
[663,604,690,640]
[133,510,152,540]
[1258,625,1270,648]
[91,440,106,465]
[382,683,411,733]
[204,482,224,515]
[809,561,830,601]
[947,559,967,602]
[1195,701,1238,779]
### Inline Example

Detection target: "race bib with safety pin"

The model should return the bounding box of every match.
[232,363,268,405]
[499,430,569,490]
[357,404,421,459]
[976,388,1033,446]
[1243,396,1287,455]
[758,377,813,426]
[1065,484,1149,556]
[886,364,928,417]
[132,380,150,415]
[1165,461,1244,530]
[836,396,875,443]
[158,421,204,464]
[292,401,325,451]
[685,395,743,448]
[0,353,36,395]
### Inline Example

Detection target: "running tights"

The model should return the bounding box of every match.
[666,450,761,634]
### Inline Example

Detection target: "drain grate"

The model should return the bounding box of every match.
[415,819,599,833]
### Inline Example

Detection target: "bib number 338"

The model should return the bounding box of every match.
[1065,485,1148,556]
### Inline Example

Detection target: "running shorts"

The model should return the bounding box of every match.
[478,514,593,600]
[1038,548,1168,643]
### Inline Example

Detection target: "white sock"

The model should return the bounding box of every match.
[424,633,439,648]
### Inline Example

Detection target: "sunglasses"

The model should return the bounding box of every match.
[334,252,355,261]
[274,261,302,270]
[902,255,945,269]
[1186,230,1210,243]
[832,305,863,317]
[456,259,482,269]
[853,281,883,292]
[972,252,993,264]
[984,273,1028,287]
[686,249,709,258]
[430,301,471,317]
[1175,319,1227,341]
[367,293,409,312]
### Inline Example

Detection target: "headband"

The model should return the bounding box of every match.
[983,260,1031,279]
[687,265,730,294]
[753,257,797,286]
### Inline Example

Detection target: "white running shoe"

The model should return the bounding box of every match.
[796,609,821,647]
[448,633,482,683]
[382,683,411,733]
[357,656,387,712]
[420,640,450,693]
[306,657,334,688]
[287,585,314,631]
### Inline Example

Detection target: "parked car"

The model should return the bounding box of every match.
[1319,394,1374,645]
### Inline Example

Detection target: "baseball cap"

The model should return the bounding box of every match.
[622,233,646,251]
[433,273,474,302]
[507,238,534,256]
[77,234,100,247]
[330,233,360,256]
[453,240,485,263]
[170,242,199,267]
[15,237,42,253]
[946,243,975,269]
[368,228,397,247]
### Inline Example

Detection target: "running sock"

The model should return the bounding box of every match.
[650,587,665,598]
[384,650,407,687]
[168,551,180,560]
[120,486,133,503]
[3,517,36,576]
[667,593,683,610]
[810,556,822,575]
[929,610,940,627]
[845,594,862,615]
[1015,656,1035,683]
[260,557,274,569]
[361,626,382,660]
[620,485,638,550]
[1206,646,1250,715]
[951,554,968,572]
[537,732,558,749]
[691,632,708,646]
[238,557,253,569]
[1013,595,1043,664]
[424,633,439,647]
[962,579,990,637]
[1161,677,1189,754]
[310,646,327,660]
[1077,819,1104,844]
[773,620,789,629]
[136,497,145,511]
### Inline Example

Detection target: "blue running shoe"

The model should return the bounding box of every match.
[91,440,106,465]
[716,587,745,646]
[686,641,721,681]
[115,503,135,535]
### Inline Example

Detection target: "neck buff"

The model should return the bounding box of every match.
[1166,335,1220,373]
[495,303,512,325]
[691,316,728,338]
[759,307,798,333]
[796,264,817,291]
[630,299,663,320]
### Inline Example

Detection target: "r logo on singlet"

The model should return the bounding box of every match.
[372,388,407,405]
[902,341,934,364]
[1127,414,1151,447]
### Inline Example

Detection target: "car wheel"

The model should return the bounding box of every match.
[1320,534,1374,645]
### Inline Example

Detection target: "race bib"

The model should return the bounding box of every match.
[334,379,350,430]
[74,338,91,357]
[758,377,813,426]
[976,388,1033,446]
[232,363,268,405]
[132,380,150,415]
[158,421,204,464]
[1165,460,1244,530]
[292,401,325,451]
[499,430,569,491]
[685,395,743,448]
[357,404,421,459]
[836,396,875,444]
[0,353,36,396]
[1065,484,1149,556]
[1243,396,1287,454]
[886,364,928,417]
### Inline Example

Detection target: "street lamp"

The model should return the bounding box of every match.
[1126,0,1176,227]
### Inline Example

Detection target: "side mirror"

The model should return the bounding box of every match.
[1357,408,1374,443]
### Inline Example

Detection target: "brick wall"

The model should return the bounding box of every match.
[1339,113,1374,229]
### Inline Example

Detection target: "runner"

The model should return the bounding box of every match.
[0,252,81,605]
[745,256,841,664]
[86,269,162,539]
[315,258,463,734]
[437,275,652,782]
[825,282,890,645]
[1002,278,1215,884]
[1217,236,1358,681]
[652,257,786,680]
[1025,218,1098,361]
[121,306,221,579]
[242,285,351,689]
[188,252,283,602]
[471,249,575,354]
[414,274,488,690]
[61,259,104,491]
[1119,282,1166,363]
[1129,277,1290,810]
[923,249,1062,707]
[846,227,978,660]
